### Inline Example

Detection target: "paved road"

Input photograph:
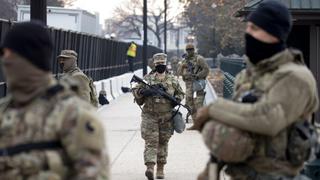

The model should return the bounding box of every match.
[98,93,210,180]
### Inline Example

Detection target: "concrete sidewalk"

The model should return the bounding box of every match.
[98,93,210,180]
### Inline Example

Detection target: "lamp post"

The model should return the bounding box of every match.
[143,0,148,75]
[31,0,47,24]
[164,0,167,54]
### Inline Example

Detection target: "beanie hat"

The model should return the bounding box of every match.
[247,0,292,42]
[0,21,53,71]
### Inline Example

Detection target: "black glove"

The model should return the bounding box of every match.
[241,92,258,103]
[139,88,157,97]
[171,98,181,107]
[151,84,167,92]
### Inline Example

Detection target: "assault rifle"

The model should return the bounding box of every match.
[130,75,191,119]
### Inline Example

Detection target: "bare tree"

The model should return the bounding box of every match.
[183,0,248,56]
[109,0,176,48]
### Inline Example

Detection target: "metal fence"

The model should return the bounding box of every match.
[0,20,162,97]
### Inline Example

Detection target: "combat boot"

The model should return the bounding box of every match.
[156,163,165,179]
[145,162,155,180]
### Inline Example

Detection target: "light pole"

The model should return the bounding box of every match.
[164,0,167,54]
[143,0,148,75]
[31,0,47,24]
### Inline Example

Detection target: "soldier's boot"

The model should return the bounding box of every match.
[145,162,155,180]
[156,163,165,179]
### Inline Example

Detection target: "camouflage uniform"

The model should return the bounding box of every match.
[0,21,109,180]
[170,56,179,76]
[133,53,184,179]
[133,73,184,164]
[58,50,98,107]
[204,49,319,179]
[0,79,109,180]
[180,52,209,120]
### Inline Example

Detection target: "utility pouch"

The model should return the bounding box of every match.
[193,79,206,92]
[172,111,185,133]
[286,121,317,166]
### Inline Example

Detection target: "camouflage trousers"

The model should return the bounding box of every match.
[185,80,205,120]
[141,112,173,165]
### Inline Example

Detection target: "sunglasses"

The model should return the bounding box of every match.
[186,48,194,51]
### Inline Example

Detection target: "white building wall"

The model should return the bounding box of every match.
[17,5,101,36]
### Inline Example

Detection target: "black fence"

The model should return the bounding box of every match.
[0,19,162,97]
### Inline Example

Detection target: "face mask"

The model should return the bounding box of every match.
[2,54,51,105]
[186,50,195,57]
[155,64,166,74]
[59,62,64,71]
[245,33,286,65]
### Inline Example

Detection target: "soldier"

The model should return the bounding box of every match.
[132,53,184,180]
[0,21,109,179]
[148,57,155,71]
[57,50,98,107]
[179,44,209,123]
[192,1,319,180]
[170,56,179,76]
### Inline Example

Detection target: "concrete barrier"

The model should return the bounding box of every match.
[93,69,148,105]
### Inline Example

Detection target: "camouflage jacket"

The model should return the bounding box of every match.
[133,72,184,114]
[0,79,109,180]
[179,54,209,81]
[60,67,98,107]
[206,49,319,176]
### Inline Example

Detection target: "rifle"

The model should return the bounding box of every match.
[130,75,192,118]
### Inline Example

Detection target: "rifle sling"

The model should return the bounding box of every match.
[0,140,62,157]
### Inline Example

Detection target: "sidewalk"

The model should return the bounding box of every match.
[98,93,210,180]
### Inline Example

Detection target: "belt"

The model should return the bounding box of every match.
[0,141,62,157]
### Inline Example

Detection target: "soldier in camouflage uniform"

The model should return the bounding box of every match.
[179,44,209,122]
[0,21,109,180]
[192,1,319,180]
[57,50,98,107]
[132,53,184,180]
[170,56,179,76]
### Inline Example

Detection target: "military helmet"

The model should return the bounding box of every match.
[153,53,167,64]
[201,120,255,162]
[57,50,78,60]
[185,44,195,50]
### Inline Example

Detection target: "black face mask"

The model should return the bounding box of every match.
[59,63,64,71]
[155,64,166,74]
[245,33,286,65]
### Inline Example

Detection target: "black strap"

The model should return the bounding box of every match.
[0,140,62,157]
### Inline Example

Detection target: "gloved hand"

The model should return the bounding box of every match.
[139,88,157,97]
[241,92,258,103]
[171,98,181,107]
[187,106,210,131]
[151,84,166,92]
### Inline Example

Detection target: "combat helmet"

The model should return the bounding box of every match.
[201,120,255,162]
